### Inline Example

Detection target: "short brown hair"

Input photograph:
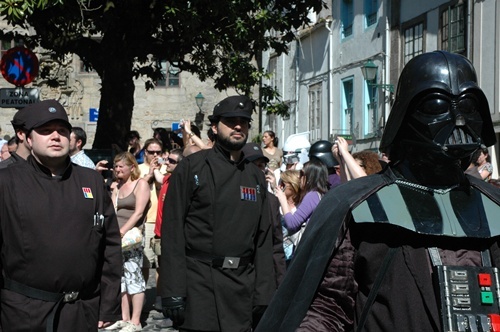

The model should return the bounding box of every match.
[352,150,382,175]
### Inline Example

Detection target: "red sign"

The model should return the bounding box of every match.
[0,47,39,86]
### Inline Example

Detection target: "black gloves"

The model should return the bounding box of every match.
[252,305,268,329]
[162,297,186,327]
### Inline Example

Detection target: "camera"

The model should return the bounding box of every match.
[179,119,185,129]
[157,157,165,164]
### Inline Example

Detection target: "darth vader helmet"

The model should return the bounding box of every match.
[380,51,496,161]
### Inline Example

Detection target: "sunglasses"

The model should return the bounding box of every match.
[146,150,162,155]
[167,157,178,164]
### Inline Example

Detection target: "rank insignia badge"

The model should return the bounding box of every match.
[82,187,94,199]
[240,186,257,202]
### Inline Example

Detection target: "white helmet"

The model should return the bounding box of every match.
[282,132,310,170]
[283,132,311,154]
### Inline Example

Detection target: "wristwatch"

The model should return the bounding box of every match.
[188,132,195,138]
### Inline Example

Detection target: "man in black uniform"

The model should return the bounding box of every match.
[0,99,122,331]
[256,51,500,331]
[160,95,275,331]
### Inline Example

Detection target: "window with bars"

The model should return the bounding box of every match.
[404,22,424,64]
[308,83,322,141]
[441,3,466,55]
[341,0,354,38]
[341,78,354,135]
[364,0,377,27]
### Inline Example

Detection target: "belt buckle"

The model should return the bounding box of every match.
[63,291,79,302]
[222,257,240,269]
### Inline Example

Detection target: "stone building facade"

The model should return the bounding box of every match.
[0,37,256,147]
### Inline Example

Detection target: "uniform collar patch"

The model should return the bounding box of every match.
[240,186,257,202]
[82,187,94,199]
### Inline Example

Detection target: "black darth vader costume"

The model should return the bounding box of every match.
[256,51,500,332]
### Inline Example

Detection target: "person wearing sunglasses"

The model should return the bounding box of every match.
[137,138,165,304]
[160,95,275,331]
[149,149,184,310]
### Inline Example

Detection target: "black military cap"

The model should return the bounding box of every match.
[208,95,254,122]
[11,99,71,131]
[242,142,269,163]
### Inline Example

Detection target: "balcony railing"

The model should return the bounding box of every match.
[366,12,377,26]
[343,24,353,37]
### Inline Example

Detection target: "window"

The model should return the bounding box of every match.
[1,40,15,57]
[364,80,378,137]
[79,60,96,73]
[308,83,322,141]
[441,3,466,55]
[364,0,377,28]
[404,22,424,64]
[341,78,354,136]
[341,0,354,38]
[157,60,180,87]
[268,56,278,91]
[0,40,24,59]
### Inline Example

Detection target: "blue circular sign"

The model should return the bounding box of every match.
[0,47,39,86]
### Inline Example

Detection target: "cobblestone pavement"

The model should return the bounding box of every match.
[140,269,178,331]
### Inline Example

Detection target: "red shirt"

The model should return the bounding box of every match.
[154,173,171,237]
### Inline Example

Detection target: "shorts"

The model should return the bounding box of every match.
[143,222,157,269]
[122,248,146,295]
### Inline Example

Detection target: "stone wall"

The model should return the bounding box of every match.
[0,52,261,148]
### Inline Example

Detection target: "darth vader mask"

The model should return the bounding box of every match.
[404,91,484,159]
[380,51,496,162]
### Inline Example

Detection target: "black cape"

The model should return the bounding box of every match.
[256,167,500,331]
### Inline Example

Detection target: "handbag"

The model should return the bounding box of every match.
[122,227,143,251]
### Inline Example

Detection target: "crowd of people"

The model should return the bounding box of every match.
[0,50,498,332]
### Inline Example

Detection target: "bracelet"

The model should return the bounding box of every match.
[188,132,195,138]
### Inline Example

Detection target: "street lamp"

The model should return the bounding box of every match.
[361,60,394,93]
[194,92,206,129]
[195,92,205,112]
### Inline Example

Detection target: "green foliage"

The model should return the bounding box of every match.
[252,133,263,145]
[0,0,327,146]
[260,84,290,118]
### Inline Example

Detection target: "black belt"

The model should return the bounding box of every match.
[186,249,253,269]
[3,278,93,332]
